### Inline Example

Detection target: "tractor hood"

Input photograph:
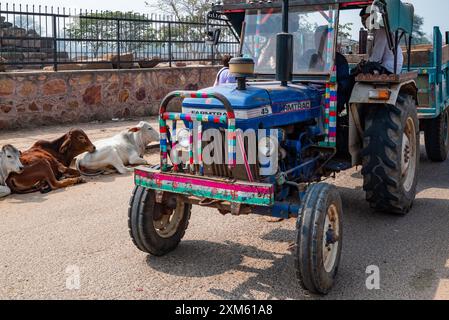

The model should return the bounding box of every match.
[182,82,325,130]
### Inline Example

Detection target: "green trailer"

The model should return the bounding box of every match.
[407,26,449,161]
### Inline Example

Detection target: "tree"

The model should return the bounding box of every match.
[65,11,158,58]
[145,0,222,60]
[412,14,430,45]
[144,0,239,60]
[144,0,210,21]
[338,22,353,40]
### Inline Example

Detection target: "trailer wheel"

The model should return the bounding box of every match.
[424,109,449,162]
[128,187,191,256]
[295,183,343,295]
[362,95,419,215]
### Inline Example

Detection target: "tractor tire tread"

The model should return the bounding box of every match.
[361,95,419,215]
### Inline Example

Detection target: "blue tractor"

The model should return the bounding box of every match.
[129,0,419,294]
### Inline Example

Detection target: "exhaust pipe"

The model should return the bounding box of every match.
[276,0,293,86]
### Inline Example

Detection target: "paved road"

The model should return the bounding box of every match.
[0,120,448,300]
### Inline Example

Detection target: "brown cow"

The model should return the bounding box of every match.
[22,129,95,178]
[7,159,85,194]
[7,129,96,194]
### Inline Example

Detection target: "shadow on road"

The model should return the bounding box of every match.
[3,172,132,204]
[143,148,449,300]
[145,239,307,300]
[146,240,277,278]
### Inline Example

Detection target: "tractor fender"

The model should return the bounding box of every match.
[349,80,418,106]
[347,80,418,166]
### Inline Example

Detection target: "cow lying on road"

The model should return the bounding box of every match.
[7,129,96,194]
[0,145,24,198]
[76,121,159,175]
[25,129,96,178]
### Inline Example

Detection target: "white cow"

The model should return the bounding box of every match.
[0,145,24,198]
[76,121,159,175]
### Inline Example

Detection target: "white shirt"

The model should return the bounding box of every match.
[369,28,403,74]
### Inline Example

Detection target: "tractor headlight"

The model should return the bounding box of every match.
[177,128,191,149]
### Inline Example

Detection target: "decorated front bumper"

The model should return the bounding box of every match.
[134,167,274,207]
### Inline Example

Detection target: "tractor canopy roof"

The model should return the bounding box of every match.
[214,0,414,35]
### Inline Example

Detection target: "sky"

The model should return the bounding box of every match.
[6,0,449,39]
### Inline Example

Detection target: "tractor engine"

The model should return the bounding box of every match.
[180,82,327,183]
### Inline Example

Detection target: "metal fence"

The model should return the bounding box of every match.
[0,3,239,71]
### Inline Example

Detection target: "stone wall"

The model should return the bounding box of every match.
[0,66,219,130]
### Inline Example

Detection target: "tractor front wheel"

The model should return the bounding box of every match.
[128,187,192,256]
[295,183,343,295]
[362,95,419,215]
[424,108,449,162]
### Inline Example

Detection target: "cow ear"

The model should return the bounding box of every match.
[60,139,71,154]
[129,127,141,133]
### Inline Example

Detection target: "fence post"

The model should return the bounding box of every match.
[168,21,172,67]
[52,15,58,71]
[117,19,121,69]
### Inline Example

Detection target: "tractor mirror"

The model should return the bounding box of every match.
[206,29,222,46]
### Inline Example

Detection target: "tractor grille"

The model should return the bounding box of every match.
[201,130,259,181]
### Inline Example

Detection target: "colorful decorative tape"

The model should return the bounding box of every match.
[159,91,237,172]
[320,67,338,148]
[160,118,169,172]
[227,119,237,169]
[237,129,254,182]
[162,112,227,124]
[254,10,262,61]
[197,122,204,176]
[171,120,179,172]
[188,121,194,172]
[325,9,334,71]
[135,169,274,206]
[174,91,216,99]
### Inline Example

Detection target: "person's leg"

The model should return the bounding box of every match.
[335,52,352,113]
[337,74,355,113]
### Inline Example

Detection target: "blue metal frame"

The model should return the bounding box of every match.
[405,26,449,120]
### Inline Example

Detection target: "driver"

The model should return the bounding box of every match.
[359,6,403,74]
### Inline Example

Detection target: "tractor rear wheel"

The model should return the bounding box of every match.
[128,187,192,256]
[295,183,343,295]
[424,108,449,162]
[362,95,419,215]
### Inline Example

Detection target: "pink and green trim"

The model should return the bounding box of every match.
[162,112,228,124]
[159,91,237,173]
[135,168,274,206]
[319,67,338,148]
[174,91,217,99]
